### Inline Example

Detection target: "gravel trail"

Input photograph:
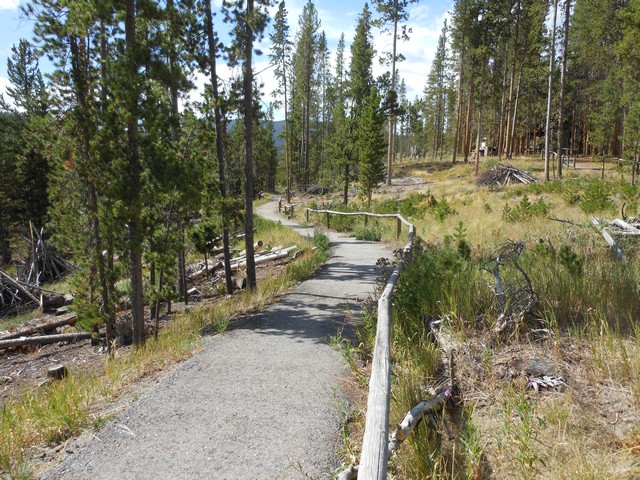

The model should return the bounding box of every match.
[38,201,392,479]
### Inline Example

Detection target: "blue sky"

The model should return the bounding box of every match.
[0,0,453,118]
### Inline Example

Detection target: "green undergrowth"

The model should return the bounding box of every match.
[0,218,330,477]
[338,225,640,478]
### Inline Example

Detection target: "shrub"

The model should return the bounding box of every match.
[312,230,331,253]
[354,226,382,241]
[580,179,614,213]
[558,244,585,277]
[399,193,429,219]
[562,181,581,205]
[434,197,455,221]
[502,195,550,222]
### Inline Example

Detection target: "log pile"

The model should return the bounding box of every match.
[20,223,74,285]
[0,312,89,350]
[0,269,66,316]
[187,244,299,297]
[476,163,537,187]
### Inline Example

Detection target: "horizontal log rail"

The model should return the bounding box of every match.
[306,207,416,479]
[305,208,412,239]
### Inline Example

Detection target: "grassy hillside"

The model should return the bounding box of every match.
[302,155,640,479]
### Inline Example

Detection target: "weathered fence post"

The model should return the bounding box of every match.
[326,212,330,229]
[396,217,402,239]
[278,198,282,213]
[306,209,310,222]
[365,214,369,227]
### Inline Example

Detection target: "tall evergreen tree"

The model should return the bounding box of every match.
[356,87,386,206]
[544,0,559,181]
[4,39,50,230]
[203,0,234,295]
[269,0,293,201]
[327,33,352,203]
[223,0,272,290]
[347,3,375,203]
[291,0,319,191]
[372,0,418,185]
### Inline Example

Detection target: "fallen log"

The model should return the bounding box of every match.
[229,246,297,270]
[0,313,77,340]
[591,218,625,260]
[337,466,359,480]
[238,240,264,257]
[387,386,453,456]
[0,332,92,349]
[612,218,638,231]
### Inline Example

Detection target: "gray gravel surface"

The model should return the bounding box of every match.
[38,201,392,480]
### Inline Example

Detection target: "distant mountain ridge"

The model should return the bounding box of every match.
[272,120,285,151]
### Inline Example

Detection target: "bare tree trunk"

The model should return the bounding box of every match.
[124,0,145,346]
[475,61,487,175]
[504,0,521,160]
[509,68,523,159]
[205,0,234,294]
[463,75,474,162]
[497,43,509,159]
[386,0,399,186]
[89,183,114,352]
[343,164,349,205]
[284,74,291,203]
[556,0,571,179]
[544,0,558,182]
[243,0,257,291]
[633,143,638,185]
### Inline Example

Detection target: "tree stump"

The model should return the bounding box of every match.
[47,364,68,380]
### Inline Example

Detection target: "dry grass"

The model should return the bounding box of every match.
[317,155,640,479]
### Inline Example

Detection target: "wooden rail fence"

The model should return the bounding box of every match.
[305,208,411,240]
[305,208,415,479]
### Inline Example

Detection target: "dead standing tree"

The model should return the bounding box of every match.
[483,241,537,336]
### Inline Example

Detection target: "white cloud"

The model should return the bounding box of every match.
[0,0,20,10]
[372,3,452,102]
[187,1,453,119]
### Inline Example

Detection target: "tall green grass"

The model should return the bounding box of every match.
[373,235,640,478]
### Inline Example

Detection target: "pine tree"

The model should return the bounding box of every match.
[269,0,293,201]
[544,0,559,181]
[315,31,332,180]
[223,0,272,291]
[347,4,375,203]
[327,33,351,204]
[356,87,386,207]
[424,21,450,159]
[372,0,418,185]
[203,0,234,295]
[291,0,319,191]
[4,39,50,229]
[618,0,640,182]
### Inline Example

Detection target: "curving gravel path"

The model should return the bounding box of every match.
[37,201,392,480]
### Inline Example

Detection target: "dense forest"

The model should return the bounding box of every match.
[1,0,640,348]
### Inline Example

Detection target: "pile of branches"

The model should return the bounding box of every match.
[306,184,331,195]
[20,224,74,285]
[476,163,537,187]
[0,269,66,317]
